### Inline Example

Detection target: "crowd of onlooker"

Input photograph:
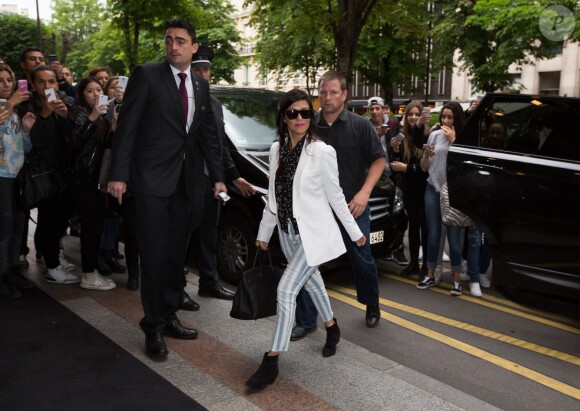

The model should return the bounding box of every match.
[365,96,492,298]
[0,47,137,298]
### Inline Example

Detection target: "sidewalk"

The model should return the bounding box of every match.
[18,233,499,410]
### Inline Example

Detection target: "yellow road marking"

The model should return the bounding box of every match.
[329,284,580,366]
[379,273,580,335]
[377,262,580,328]
[326,289,580,400]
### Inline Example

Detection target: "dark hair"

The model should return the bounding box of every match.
[88,66,111,78]
[402,101,424,163]
[439,102,466,135]
[30,65,57,83]
[275,89,317,146]
[77,76,102,109]
[164,19,197,43]
[318,70,347,91]
[20,47,43,62]
[384,104,391,110]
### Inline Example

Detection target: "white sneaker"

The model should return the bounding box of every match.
[59,254,76,272]
[442,252,450,262]
[434,265,442,285]
[470,282,483,297]
[479,273,491,288]
[80,272,116,291]
[46,265,80,284]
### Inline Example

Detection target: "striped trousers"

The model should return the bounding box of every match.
[271,223,334,352]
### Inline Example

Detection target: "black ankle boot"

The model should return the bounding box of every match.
[126,264,140,291]
[322,318,340,357]
[245,352,279,390]
[400,260,420,276]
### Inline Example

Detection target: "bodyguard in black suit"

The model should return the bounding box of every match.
[188,46,255,302]
[108,20,226,358]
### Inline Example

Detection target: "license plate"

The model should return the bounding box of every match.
[370,230,384,244]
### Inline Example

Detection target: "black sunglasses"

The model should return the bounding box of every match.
[285,108,314,120]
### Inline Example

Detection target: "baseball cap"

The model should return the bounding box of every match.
[367,96,384,107]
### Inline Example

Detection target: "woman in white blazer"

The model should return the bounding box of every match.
[245,89,366,390]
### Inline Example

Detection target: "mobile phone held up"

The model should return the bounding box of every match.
[44,88,57,102]
[422,107,431,117]
[18,80,28,93]
[395,133,405,141]
[0,99,7,109]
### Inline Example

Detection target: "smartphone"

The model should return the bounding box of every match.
[395,132,405,141]
[379,124,389,132]
[0,99,7,109]
[422,144,433,152]
[117,76,128,91]
[218,192,231,202]
[98,95,109,106]
[45,88,57,102]
[18,79,28,93]
[422,107,431,117]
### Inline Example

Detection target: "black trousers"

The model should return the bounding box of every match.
[136,167,195,333]
[121,196,139,266]
[190,176,220,290]
[69,182,105,273]
[36,194,70,269]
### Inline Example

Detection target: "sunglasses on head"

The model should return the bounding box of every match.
[285,108,314,120]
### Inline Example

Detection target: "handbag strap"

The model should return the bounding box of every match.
[253,249,274,279]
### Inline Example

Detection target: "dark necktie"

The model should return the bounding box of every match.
[177,72,188,123]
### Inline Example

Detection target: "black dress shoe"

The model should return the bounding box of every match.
[96,258,112,276]
[290,325,316,341]
[179,291,200,311]
[366,304,381,328]
[198,285,235,300]
[164,319,198,340]
[145,332,168,358]
[104,257,126,274]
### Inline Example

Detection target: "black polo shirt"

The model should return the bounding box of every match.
[315,109,385,203]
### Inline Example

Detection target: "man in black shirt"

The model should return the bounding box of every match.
[292,70,386,336]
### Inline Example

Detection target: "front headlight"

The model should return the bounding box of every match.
[393,186,404,214]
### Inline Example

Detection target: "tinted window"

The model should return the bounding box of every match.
[478,97,580,162]
[214,90,280,149]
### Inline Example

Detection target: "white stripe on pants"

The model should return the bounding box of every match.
[271,223,334,352]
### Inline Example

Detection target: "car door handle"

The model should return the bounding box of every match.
[462,160,503,171]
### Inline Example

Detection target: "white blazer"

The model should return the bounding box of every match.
[257,140,363,267]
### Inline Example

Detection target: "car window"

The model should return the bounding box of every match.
[479,98,580,162]
[214,91,280,149]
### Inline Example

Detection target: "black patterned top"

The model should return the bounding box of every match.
[275,137,305,234]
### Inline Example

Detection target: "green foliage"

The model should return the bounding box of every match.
[431,0,579,92]
[354,0,430,104]
[0,12,47,79]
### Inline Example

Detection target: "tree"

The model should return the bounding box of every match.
[250,0,380,83]
[249,1,334,94]
[431,0,579,93]
[49,0,105,65]
[354,1,430,106]
[0,12,47,79]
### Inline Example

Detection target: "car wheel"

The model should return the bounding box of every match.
[217,212,257,285]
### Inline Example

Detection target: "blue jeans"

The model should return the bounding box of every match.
[424,184,462,273]
[295,207,378,328]
[467,227,491,283]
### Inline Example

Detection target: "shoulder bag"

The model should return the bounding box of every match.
[230,250,284,320]
[16,148,67,210]
[439,183,474,227]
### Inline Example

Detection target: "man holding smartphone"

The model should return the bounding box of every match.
[366,97,408,267]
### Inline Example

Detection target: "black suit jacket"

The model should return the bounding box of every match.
[109,60,224,202]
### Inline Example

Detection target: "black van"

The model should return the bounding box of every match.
[195,86,408,284]
[447,93,580,300]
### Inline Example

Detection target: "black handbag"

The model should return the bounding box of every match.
[230,250,284,320]
[16,148,67,210]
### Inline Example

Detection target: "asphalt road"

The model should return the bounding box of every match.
[322,259,580,411]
